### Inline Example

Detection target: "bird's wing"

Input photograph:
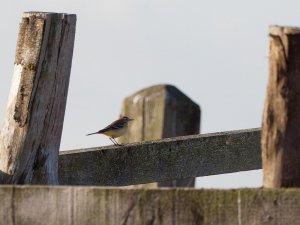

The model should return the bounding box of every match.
[98,119,125,133]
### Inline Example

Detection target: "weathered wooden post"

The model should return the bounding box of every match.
[262,26,300,187]
[119,84,200,187]
[0,12,76,184]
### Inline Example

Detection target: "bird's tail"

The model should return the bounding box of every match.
[86,132,99,136]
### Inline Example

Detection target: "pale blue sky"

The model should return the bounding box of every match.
[1,0,299,188]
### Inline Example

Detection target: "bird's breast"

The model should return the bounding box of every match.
[102,127,126,138]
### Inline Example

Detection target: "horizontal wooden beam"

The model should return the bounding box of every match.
[0,186,299,225]
[58,128,261,186]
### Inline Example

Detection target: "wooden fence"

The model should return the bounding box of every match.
[59,128,261,186]
[1,12,300,225]
[1,186,300,225]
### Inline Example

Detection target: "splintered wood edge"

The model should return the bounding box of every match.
[22,12,76,19]
[269,25,300,35]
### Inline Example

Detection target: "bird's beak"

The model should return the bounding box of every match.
[129,118,134,121]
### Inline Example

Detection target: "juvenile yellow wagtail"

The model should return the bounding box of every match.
[86,116,134,146]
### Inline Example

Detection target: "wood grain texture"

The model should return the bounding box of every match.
[1,186,300,225]
[0,12,76,184]
[119,84,200,187]
[262,26,300,188]
[59,128,261,186]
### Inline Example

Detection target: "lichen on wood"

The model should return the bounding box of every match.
[0,12,76,184]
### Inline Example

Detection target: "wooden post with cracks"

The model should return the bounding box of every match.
[119,84,200,187]
[262,26,300,187]
[0,12,76,184]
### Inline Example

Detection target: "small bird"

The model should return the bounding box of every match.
[86,116,134,146]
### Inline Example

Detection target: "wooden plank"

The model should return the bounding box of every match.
[59,128,261,186]
[0,12,76,184]
[0,186,300,225]
[262,26,300,188]
[120,84,200,188]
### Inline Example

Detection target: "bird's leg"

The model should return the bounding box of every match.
[109,138,117,146]
[112,138,122,146]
